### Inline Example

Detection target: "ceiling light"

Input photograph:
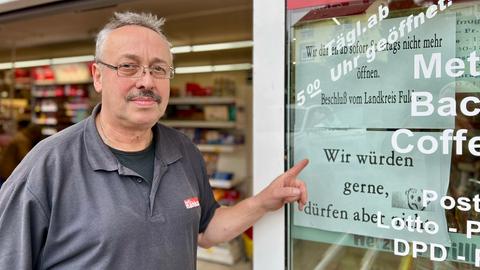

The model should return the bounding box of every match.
[192,41,253,52]
[0,62,13,69]
[175,63,252,74]
[175,65,212,74]
[0,55,94,70]
[171,46,192,54]
[51,55,94,65]
[14,59,50,68]
[211,63,252,72]
[171,40,253,54]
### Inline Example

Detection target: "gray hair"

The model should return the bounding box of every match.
[95,11,170,60]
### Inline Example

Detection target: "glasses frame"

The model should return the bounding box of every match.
[96,59,175,79]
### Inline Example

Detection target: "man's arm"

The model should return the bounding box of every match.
[198,159,308,248]
[0,179,49,269]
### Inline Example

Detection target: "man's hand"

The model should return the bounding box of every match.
[254,159,309,212]
[199,159,309,247]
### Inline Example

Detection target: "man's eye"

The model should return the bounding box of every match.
[151,65,167,74]
[119,64,138,70]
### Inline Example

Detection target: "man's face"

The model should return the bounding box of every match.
[92,25,172,129]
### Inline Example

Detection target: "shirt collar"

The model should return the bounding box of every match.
[153,121,183,166]
[84,104,182,171]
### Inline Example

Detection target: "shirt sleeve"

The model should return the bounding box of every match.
[0,179,49,269]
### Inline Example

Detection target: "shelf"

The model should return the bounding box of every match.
[197,144,241,153]
[169,96,236,105]
[14,78,32,85]
[32,95,85,99]
[38,108,58,113]
[197,237,243,265]
[16,114,31,121]
[0,114,30,121]
[209,178,244,189]
[161,120,236,128]
[64,104,90,110]
[41,127,57,136]
[15,84,32,89]
[33,80,92,86]
[0,98,28,107]
[33,118,58,125]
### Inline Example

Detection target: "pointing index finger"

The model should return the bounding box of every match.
[286,159,309,177]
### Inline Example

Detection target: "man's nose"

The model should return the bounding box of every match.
[135,69,156,89]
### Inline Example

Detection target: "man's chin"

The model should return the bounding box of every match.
[129,113,161,127]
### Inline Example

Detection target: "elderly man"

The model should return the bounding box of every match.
[0,12,308,269]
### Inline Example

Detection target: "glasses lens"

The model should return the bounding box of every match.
[115,63,174,79]
[117,64,141,77]
[150,65,169,79]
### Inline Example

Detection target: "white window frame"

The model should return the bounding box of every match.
[253,0,286,269]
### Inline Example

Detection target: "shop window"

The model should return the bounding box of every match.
[287,0,480,268]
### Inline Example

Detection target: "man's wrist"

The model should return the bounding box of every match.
[250,193,269,214]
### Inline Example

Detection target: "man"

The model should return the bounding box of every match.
[0,12,308,269]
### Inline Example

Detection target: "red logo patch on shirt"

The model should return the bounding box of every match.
[184,197,200,209]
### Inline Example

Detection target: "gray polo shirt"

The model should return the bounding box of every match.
[0,104,219,270]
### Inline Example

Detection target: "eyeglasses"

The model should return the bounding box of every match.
[96,60,175,79]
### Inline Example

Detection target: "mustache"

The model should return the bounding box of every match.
[125,89,162,103]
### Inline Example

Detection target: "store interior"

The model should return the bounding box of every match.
[0,0,253,269]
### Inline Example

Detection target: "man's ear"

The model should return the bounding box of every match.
[91,63,102,93]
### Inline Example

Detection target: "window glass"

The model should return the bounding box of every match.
[287,0,480,269]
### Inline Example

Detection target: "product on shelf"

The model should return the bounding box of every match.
[41,127,57,136]
[52,63,91,84]
[14,68,32,84]
[177,128,244,145]
[204,105,229,121]
[197,237,243,265]
[0,70,32,124]
[180,78,237,98]
[186,82,212,96]
[31,66,55,82]
[166,104,204,120]
[211,171,234,180]
[33,85,86,98]
[170,86,181,97]
[202,152,219,177]
[213,78,236,97]
[212,188,240,206]
[242,227,253,260]
[32,83,92,135]
[165,104,236,122]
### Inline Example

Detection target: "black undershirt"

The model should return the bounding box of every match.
[109,140,155,184]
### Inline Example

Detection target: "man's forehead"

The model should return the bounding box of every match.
[117,54,170,64]
[102,25,172,62]
[106,26,169,46]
